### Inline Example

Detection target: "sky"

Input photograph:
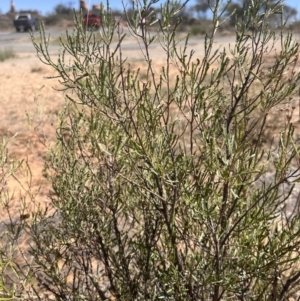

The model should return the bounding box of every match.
[0,0,299,16]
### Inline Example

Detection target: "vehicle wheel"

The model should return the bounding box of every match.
[16,27,20,32]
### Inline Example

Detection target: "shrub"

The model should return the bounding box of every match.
[190,24,206,35]
[3,0,300,300]
[0,48,15,62]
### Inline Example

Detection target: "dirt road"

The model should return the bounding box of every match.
[0,26,239,57]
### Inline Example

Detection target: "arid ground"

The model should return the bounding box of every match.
[0,52,65,220]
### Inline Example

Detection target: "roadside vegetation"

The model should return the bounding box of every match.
[2,0,300,300]
[0,48,15,62]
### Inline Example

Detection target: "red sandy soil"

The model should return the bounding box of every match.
[0,54,65,221]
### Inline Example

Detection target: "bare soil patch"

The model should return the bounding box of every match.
[0,54,65,220]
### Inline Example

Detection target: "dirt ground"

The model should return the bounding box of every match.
[0,53,66,221]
